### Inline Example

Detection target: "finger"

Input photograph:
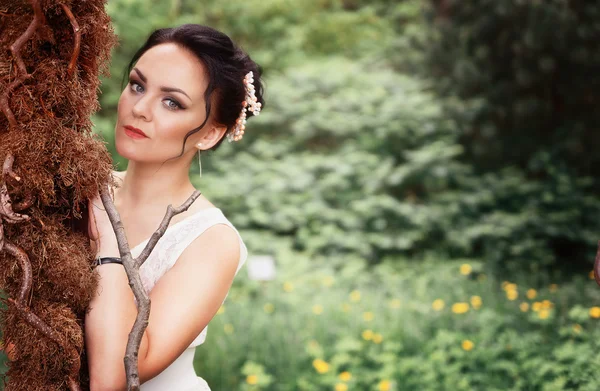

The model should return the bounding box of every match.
[87,198,99,241]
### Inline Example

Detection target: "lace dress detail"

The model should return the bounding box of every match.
[129,207,247,391]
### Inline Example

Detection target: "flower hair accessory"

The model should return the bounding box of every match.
[227,71,261,142]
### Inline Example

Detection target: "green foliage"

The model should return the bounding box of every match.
[407,0,600,271]
[198,57,463,262]
[197,249,600,390]
[421,0,600,173]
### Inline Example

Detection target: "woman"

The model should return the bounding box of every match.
[86,24,264,391]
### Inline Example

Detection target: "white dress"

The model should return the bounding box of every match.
[128,207,248,391]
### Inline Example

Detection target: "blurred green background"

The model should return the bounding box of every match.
[5,0,600,390]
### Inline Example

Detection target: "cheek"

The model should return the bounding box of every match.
[116,91,130,117]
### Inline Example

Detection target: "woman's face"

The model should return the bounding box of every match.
[115,43,213,164]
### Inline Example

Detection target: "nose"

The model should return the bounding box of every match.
[131,94,152,121]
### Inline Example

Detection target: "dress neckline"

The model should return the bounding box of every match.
[130,207,221,253]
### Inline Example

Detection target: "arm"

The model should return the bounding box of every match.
[85,223,240,391]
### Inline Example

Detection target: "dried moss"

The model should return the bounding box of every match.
[0,1,118,389]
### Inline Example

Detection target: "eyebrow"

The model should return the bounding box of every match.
[132,67,191,101]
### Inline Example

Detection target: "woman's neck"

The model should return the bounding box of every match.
[116,159,197,211]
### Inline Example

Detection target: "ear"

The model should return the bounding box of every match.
[196,124,228,150]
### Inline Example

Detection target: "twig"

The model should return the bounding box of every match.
[1,153,30,252]
[0,10,16,17]
[99,187,201,390]
[136,192,202,268]
[10,0,46,77]
[0,79,26,130]
[1,153,80,390]
[3,241,32,303]
[1,0,46,130]
[8,298,81,391]
[12,194,34,212]
[59,3,81,77]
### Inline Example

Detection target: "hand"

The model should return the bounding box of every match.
[88,191,120,258]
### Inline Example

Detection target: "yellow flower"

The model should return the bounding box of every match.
[322,276,335,287]
[526,289,537,300]
[462,339,474,351]
[312,305,324,315]
[361,329,374,341]
[503,283,517,292]
[216,306,225,315]
[378,380,392,391]
[470,296,482,309]
[263,303,275,314]
[549,283,558,292]
[589,306,600,318]
[389,299,401,309]
[451,302,470,314]
[519,302,529,312]
[532,302,542,312]
[506,289,518,301]
[541,300,553,309]
[341,303,351,313]
[590,270,595,280]
[538,309,550,319]
[223,323,234,334]
[363,311,374,322]
[313,358,330,374]
[246,375,258,385]
[573,324,582,334]
[460,263,472,275]
[373,333,383,344]
[432,299,445,311]
[335,384,348,391]
[339,371,352,381]
[350,290,361,302]
[283,281,294,292]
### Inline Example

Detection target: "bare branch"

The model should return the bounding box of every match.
[10,0,45,76]
[1,0,46,130]
[1,154,30,243]
[136,190,201,267]
[8,298,81,391]
[0,152,33,215]
[99,187,201,390]
[12,194,35,212]
[0,79,26,130]
[1,152,80,390]
[3,241,32,303]
[59,3,81,77]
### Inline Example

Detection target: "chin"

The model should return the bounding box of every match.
[115,133,139,161]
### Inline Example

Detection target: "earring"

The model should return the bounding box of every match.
[196,143,203,177]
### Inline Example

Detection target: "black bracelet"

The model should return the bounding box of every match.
[96,257,123,266]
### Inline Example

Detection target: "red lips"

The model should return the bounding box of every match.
[124,125,148,139]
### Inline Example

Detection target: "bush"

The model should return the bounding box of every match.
[199,57,464,263]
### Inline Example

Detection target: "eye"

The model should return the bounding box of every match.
[164,98,183,111]
[128,78,184,111]
[129,80,144,94]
